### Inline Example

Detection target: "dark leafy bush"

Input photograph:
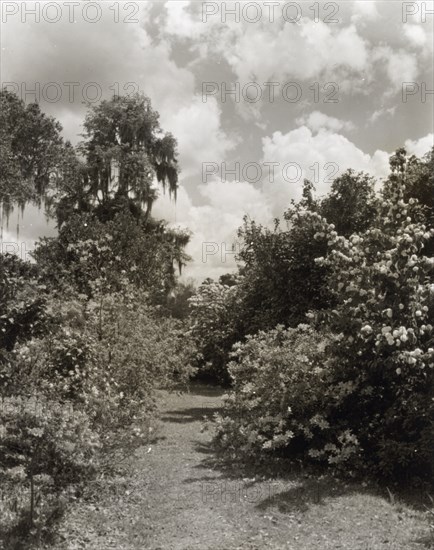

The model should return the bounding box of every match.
[188,277,243,382]
[0,396,99,545]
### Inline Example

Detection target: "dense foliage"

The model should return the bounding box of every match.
[188,276,243,382]
[0,90,64,218]
[50,94,179,225]
[33,211,190,301]
[191,148,434,484]
[0,92,194,548]
[214,325,333,457]
[1,87,433,547]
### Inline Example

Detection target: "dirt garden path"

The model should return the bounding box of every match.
[49,384,432,550]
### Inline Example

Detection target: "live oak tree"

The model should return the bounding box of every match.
[38,93,190,298]
[0,89,63,223]
[53,93,179,225]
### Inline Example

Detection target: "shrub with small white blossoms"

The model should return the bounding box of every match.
[316,149,434,480]
[213,325,336,462]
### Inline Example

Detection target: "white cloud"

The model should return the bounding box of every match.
[2,7,197,143]
[220,20,369,85]
[374,47,419,91]
[351,0,380,23]
[404,24,427,47]
[163,1,210,41]
[160,10,371,91]
[296,111,355,133]
[162,97,238,179]
[3,3,236,184]
[154,127,393,281]
[153,181,272,282]
[261,127,390,212]
[368,106,397,124]
[405,133,434,156]
[387,50,419,88]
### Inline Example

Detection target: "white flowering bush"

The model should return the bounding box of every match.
[14,283,196,446]
[80,284,196,448]
[214,325,338,460]
[215,150,433,482]
[1,91,195,547]
[313,149,434,480]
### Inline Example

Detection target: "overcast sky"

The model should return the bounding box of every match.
[1,0,433,281]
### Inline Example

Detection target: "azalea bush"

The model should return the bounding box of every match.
[79,282,196,446]
[1,281,197,546]
[214,325,336,459]
[0,254,48,397]
[1,236,195,547]
[0,396,99,546]
[12,281,196,444]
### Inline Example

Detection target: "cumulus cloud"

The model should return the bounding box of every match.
[215,20,369,85]
[261,127,390,212]
[162,97,238,179]
[400,4,434,58]
[374,47,419,91]
[159,6,371,91]
[296,111,355,133]
[153,181,272,282]
[405,133,434,156]
[163,0,211,41]
[154,127,393,281]
[404,24,428,47]
[351,1,380,23]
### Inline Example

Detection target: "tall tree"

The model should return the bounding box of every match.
[35,93,189,297]
[53,93,179,224]
[0,89,63,222]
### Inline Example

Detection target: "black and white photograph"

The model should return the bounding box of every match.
[1,1,433,548]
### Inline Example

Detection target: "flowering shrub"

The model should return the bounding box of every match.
[1,91,196,547]
[313,150,434,480]
[2,282,196,545]
[0,396,99,545]
[214,325,342,461]
[80,284,196,446]
[13,283,196,442]
[215,149,434,482]
[0,254,48,397]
